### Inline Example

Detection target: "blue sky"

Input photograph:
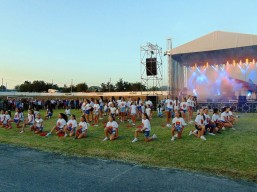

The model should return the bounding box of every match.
[1,0,257,89]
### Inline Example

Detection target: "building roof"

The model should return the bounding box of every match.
[172,31,257,55]
[171,31,257,66]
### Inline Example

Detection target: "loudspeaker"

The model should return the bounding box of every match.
[238,96,247,102]
[146,58,157,76]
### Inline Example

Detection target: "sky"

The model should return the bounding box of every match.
[1,0,257,89]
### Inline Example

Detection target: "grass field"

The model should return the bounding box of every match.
[0,109,256,183]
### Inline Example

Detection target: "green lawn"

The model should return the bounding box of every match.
[0,110,256,183]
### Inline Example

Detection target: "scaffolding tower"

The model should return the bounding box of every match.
[140,42,163,96]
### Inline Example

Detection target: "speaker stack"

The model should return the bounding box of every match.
[146,58,157,76]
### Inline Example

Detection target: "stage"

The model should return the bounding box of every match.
[198,101,257,113]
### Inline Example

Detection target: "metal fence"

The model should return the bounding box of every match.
[198,102,257,113]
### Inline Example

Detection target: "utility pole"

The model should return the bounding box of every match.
[109,78,111,92]
[71,79,73,93]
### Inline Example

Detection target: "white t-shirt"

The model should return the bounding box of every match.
[34,111,39,118]
[110,107,116,114]
[119,101,126,109]
[93,104,100,112]
[212,114,220,122]
[130,105,137,114]
[35,118,43,127]
[146,100,153,107]
[28,114,35,124]
[195,114,204,126]
[142,119,151,131]
[108,102,113,107]
[3,114,10,124]
[220,112,229,122]
[0,114,5,122]
[146,108,151,117]
[165,99,173,109]
[14,112,19,120]
[81,102,86,111]
[57,118,67,129]
[65,109,71,115]
[173,100,180,110]
[172,117,186,128]
[141,105,146,113]
[137,100,142,106]
[228,111,233,117]
[106,121,118,131]
[126,101,131,108]
[79,121,88,132]
[67,119,77,128]
[180,102,188,110]
[203,114,211,125]
[187,99,193,107]
[85,104,91,111]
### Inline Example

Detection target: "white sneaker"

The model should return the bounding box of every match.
[188,131,193,136]
[208,133,215,136]
[64,134,68,137]
[132,138,138,143]
[200,136,206,141]
[46,133,51,137]
[171,137,175,141]
[174,134,178,138]
[166,124,171,127]
[19,130,24,134]
[193,130,198,134]
[103,137,108,141]
[132,123,135,126]
[222,127,226,130]
[231,127,236,130]
[152,134,157,139]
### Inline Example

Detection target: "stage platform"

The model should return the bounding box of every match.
[198,101,257,113]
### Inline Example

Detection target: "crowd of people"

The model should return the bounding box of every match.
[0,95,238,142]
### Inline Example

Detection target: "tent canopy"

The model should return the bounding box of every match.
[171,31,257,66]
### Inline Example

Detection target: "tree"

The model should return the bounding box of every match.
[76,83,88,92]
[19,81,32,92]
[31,80,47,92]
[14,85,20,91]
[130,82,146,91]
[100,83,108,92]
[115,78,125,92]
[101,82,115,92]
[0,85,6,91]
[15,80,60,92]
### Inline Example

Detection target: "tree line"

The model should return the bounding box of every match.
[12,79,165,93]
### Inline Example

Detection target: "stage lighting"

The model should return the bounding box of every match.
[233,60,236,67]
[246,58,249,64]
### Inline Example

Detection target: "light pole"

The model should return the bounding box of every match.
[71,79,73,93]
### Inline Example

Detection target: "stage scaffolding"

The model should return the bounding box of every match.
[140,42,163,96]
[165,38,185,99]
